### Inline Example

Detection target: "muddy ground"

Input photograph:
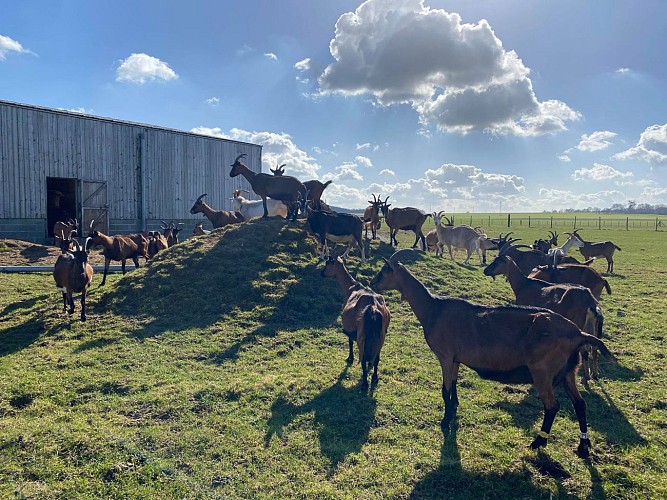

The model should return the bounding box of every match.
[0,239,108,267]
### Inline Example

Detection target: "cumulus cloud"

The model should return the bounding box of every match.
[379,169,395,176]
[116,53,178,84]
[316,0,579,136]
[616,67,631,74]
[264,52,278,61]
[559,155,571,162]
[355,155,373,168]
[191,126,321,178]
[572,163,633,182]
[613,124,667,166]
[0,34,35,60]
[206,97,220,106]
[537,189,627,211]
[294,58,311,71]
[639,187,667,204]
[575,131,617,152]
[57,107,93,114]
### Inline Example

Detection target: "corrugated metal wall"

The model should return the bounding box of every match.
[0,100,261,240]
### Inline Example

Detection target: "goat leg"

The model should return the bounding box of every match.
[530,382,560,450]
[563,370,592,458]
[61,291,67,312]
[411,232,420,249]
[343,330,355,364]
[132,256,140,269]
[101,258,110,286]
[67,292,75,315]
[361,358,369,391]
[80,291,87,322]
[371,354,380,385]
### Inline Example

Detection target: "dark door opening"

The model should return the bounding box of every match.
[47,177,78,238]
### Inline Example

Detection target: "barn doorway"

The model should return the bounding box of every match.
[47,177,78,238]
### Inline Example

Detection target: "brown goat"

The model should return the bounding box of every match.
[426,229,439,253]
[573,230,621,273]
[146,231,169,259]
[160,220,183,247]
[229,154,307,221]
[484,253,604,380]
[189,194,245,228]
[498,241,551,275]
[363,194,383,240]
[53,218,78,249]
[321,255,391,390]
[303,179,333,210]
[192,222,211,235]
[379,197,430,251]
[370,257,613,457]
[528,263,611,300]
[53,237,94,321]
[88,220,148,286]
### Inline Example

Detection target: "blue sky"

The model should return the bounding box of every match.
[2,0,666,211]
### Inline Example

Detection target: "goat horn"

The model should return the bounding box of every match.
[196,193,207,203]
[72,239,82,252]
[383,196,390,204]
[234,153,247,163]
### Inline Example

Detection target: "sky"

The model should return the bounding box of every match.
[2,0,667,212]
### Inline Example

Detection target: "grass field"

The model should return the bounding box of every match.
[1,218,666,498]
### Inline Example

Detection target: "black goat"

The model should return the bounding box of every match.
[307,208,366,262]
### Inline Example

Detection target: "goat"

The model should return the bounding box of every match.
[547,232,584,266]
[307,207,366,262]
[87,220,149,286]
[478,231,512,265]
[321,255,391,389]
[528,264,611,301]
[192,222,211,236]
[573,230,621,273]
[484,251,605,380]
[270,162,332,211]
[432,212,481,265]
[146,230,168,259]
[303,179,333,210]
[497,241,551,276]
[53,237,94,321]
[53,218,78,249]
[370,256,613,458]
[229,153,307,221]
[160,220,183,247]
[230,189,288,219]
[379,197,430,251]
[426,229,439,253]
[532,231,559,254]
[363,194,383,240]
[189,194,245,228]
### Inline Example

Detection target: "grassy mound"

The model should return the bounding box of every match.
[0,220,665,498]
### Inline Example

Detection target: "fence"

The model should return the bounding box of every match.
[446,215,667,231]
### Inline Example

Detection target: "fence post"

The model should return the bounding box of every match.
[528,216,531,228]
[550,216,553,228]
[470,216,473,226]
[657,218,660,231]
[626,217,629,231]
[489,216,491,227]
[599,216,601,230]
[507,214,511,227]
[574,216,576,229]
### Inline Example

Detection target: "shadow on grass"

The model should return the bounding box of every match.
[20,245,50,262]
[0,294,48,317]
[410,426,552,499]
[264,367,376,474]
[493,382,646,449]
[0,317,45,357]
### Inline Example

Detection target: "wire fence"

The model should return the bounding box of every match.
[446,215,667,231]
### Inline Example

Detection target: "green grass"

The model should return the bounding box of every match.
[1,219,666,498]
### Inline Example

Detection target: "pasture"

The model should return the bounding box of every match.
[0,218,666,498]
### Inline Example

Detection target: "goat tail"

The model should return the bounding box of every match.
[361,306,384,366]
[593,305,604,339]
[614,244,622,251]
[604,279,612,295]
[581,333,615,362]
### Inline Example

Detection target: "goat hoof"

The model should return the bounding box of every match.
[67,308,75,315]
[577,439,592,459]
[529,435,548,450]
[346,356,354,365]
[361,381,369,392]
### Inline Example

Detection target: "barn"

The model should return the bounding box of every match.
[0,99,262,243]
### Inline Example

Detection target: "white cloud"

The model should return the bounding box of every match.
[537,189,627,211]
[355,155,373,168]
[576,131,617,152]
[264,52,278,61]
[206,97,220,106]
[0,34,35,60]
[613,124,667,166]
[616,67,631,74]
[116,53,178,84]
[331,162,364,181]
[57,107,93,114]
[639,187,667,204]
[356,142,370,150]
[559,155,571,162]
[572,163,633,182]
[317,0,579,136]
[191,126,321,178]
[379,169,395,176]
[294,58,311,71]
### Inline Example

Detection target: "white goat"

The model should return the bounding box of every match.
[433,212,482,265]
[230,189,288,219]
[548,232,584,266]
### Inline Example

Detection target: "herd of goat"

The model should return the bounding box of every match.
[49,153,624,458]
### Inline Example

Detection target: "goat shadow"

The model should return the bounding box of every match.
[19,245,50,263]
[409,427,553,499]
[492,382,646,449]
[264,367,376,475]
